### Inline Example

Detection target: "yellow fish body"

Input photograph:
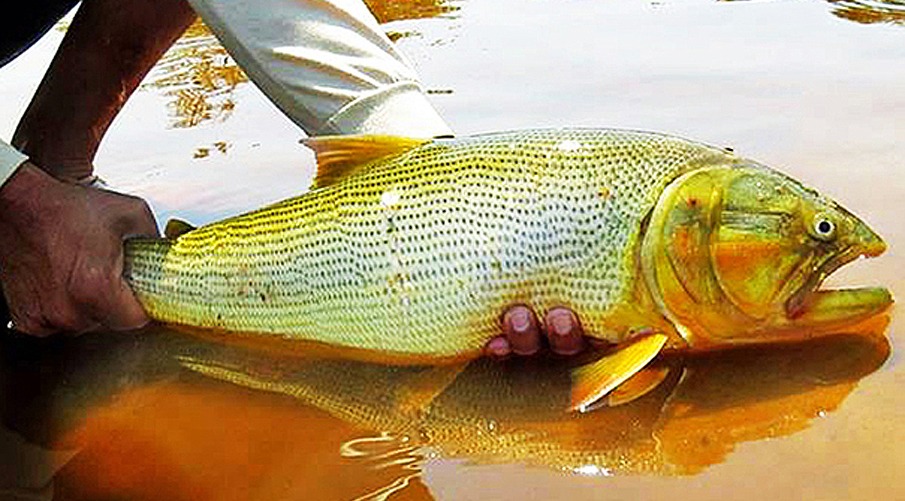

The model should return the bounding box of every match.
[124,129,891,409]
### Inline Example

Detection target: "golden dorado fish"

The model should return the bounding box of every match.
[123,129,892,411]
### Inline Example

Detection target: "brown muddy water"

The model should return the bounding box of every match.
[1,0,904,499]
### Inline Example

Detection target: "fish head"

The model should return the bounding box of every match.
[642,163,892,347]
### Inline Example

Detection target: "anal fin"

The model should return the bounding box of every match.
[570,333,668,413]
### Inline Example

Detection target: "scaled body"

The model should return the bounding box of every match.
[125,130,734,358]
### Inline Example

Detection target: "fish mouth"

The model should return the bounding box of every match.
[784,239,892,330]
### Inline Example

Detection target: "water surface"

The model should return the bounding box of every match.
[1,0,903,499]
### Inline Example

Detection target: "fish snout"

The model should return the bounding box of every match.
[851,220,887,258]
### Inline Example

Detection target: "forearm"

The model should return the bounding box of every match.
[11,0,196,182]
[187,0,452,137]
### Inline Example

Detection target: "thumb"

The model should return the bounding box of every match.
[101,276,152,331]
[105,191,160,239]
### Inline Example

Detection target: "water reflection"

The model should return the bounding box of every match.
[142,19,246,128]
[826,0,905,25]
[135,0,460,129]
[0,316,889,499]
[365,0,461,23]
[178,319,890,476]
[55,0,900,130]
[720,0,905,25]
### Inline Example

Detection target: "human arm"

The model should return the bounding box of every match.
[11,0,196,181]
[0,0,194,335]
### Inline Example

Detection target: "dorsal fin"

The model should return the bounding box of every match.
[164,218,197,240]
[302,134,430,189]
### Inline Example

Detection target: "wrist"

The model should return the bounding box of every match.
[39,160,96,184]
[0,162,61,216]
[12,134,95,183]
[12,151,94,184]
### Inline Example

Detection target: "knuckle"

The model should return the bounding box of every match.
[99,192,157,237]
[124,199,158,236]
[119,193,149,214]
[127,197,153,218]
[68,270,116,315]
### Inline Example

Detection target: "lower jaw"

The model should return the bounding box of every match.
[782,287,893,334]
[677,287,893,352]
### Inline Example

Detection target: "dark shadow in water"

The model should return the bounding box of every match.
[0,315,890,499]
[721,0,905,25]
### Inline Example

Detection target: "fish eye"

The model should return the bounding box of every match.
[811,214,836,241]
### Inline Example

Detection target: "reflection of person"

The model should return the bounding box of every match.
[0,0,586,356]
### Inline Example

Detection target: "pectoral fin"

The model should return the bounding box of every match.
[605,365,671,407]
[570,333,668,413]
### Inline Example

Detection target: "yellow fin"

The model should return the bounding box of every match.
[605,365,671,407]
[570,333,668,413]
[164,218,197,240]
[302,134,430,189]
[394,363,468,416]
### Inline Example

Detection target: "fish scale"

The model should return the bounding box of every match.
[124,129,736,360]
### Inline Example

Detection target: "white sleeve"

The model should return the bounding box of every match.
[185,0,453,138]
[0,140,27,189]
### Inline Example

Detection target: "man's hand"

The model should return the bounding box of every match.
[0,162,158,336]
[485,305,590,358]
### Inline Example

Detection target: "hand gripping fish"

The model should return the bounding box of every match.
[123,129,892,412]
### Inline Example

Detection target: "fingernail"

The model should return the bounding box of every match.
[551,312,573,337]
[487,337,511,357]
[509,308,530,333]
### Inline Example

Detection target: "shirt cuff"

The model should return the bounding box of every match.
[319,81,452,137]
[0,141,28,189]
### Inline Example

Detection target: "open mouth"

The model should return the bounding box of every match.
[784,240,892,329]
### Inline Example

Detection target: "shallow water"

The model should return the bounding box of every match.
[1,0,904,499]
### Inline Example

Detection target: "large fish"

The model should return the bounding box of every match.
[123,129,892,411]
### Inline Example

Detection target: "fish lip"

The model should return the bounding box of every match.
[784,243,885,320]
[861,238,887,258]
